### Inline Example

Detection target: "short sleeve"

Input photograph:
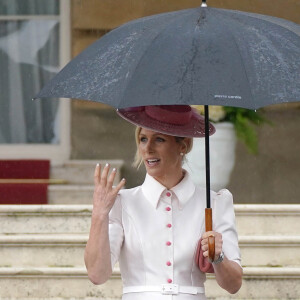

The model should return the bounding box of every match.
[212,189,242,268]
[109,194,124,269]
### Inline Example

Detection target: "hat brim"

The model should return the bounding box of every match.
[117,108,215,138]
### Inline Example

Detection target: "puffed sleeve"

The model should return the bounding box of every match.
[212,189,242,268]
[109,194,124,269]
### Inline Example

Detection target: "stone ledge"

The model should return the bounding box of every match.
[0,205,92,215]
[239,235,300,246]
[1,204,299,214]
[234,204,300,215]
[48,185,94,191]
[0,298,117,300]
[59,160,124,166]
[0,268,299,299]
[1,234,299,246]
[1,267,300,279]
[0,234,87,245]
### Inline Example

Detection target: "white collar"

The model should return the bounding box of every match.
[141,170,196,209]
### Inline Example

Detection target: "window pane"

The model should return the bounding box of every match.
[0,20,60,144]
[0,0,59,15]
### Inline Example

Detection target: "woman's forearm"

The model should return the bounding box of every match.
[84,213,112,285]
[85,164,126,285]
[213,257,243,294]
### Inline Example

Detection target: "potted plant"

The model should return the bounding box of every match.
[194,105,269,154]
[183,106,268,190]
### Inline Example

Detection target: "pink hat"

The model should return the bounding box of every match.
[117,105,215,138]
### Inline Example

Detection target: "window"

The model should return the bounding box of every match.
[0,0,70,163]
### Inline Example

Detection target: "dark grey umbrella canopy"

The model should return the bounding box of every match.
[35,7,300,109]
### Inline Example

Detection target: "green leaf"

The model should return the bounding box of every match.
[222,107,269,154]
[235,113,258,154]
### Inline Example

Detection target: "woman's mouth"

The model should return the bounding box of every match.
[146,158,161,167]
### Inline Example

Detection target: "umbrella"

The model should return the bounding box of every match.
[34,1,300,261]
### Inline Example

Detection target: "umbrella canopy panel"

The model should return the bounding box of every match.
[36,7,300,109]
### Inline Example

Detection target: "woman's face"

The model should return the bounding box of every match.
[138,128,185,180]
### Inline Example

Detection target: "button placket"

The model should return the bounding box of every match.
[164,190,174,284]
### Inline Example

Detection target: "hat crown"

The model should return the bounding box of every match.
[117,105,216,138]
[145,105,192,125]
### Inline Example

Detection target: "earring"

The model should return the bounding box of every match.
[180,152,184,156]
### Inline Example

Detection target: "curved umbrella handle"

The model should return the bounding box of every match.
[205,208,215,262]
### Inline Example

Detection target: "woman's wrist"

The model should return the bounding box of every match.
[91,210,109,223]
[213,251,225,264]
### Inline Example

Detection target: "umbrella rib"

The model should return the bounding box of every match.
[230,9,300,38]
[118,10,193,107]
[230,33,255,107]
[175,28,199,103]
[224,10,300,108]
[215,10,255,108]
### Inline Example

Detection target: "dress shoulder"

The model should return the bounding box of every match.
[118,185,142,198]
[117,185,143,209]
[211,188,235,230]
[212,188,234,205]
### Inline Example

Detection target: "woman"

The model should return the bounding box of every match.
[84,105,242,299]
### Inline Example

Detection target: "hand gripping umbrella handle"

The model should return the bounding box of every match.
[205,208,215,262]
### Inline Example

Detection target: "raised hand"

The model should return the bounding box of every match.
[92,163,126,217]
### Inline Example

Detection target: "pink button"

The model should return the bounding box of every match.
[166,192,171,197]
[166,207,171,211]
[167,279,173,283]
[166,241,172,246]
[167,223,172,228]
[166,261,172,266]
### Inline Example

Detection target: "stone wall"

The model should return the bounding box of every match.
[70,0,300,203]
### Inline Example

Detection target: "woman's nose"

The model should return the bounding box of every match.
[145,140,154,152]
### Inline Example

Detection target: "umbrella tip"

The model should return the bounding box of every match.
[201,0,207,7]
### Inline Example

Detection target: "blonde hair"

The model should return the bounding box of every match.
[133,126,193,169]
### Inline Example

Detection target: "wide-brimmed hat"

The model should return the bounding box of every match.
[117,105,215,138]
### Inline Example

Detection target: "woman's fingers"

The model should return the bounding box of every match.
[100,163,110,186]
[201,231,223,260]
[114,178,126,194]
[94,164,101,186]
[107,168,117,187]
[92,163,126,212]
[202,231,215,240]
[106,168,126,192]
[202,244,208,251]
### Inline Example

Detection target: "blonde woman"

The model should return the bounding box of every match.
[84,105,242,300]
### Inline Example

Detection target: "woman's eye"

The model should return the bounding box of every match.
[156,137,165,142]
[140,137,147,143]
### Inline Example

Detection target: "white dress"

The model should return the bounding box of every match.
[109,171,241,300]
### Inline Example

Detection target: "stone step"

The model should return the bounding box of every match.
[48,185,94,204]
[50,159,124,185]
[239,236,300,267]
[0,205,91,234]
[235,204,300,236]
[0,234,299,268]
[0,267,299,299]
[1,205,299,235]
[0,234,86,268]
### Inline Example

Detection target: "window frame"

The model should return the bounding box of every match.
[0,0,71,165]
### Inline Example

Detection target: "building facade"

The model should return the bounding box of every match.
[0,0,299,203]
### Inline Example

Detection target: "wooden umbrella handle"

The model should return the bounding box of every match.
[208,235,215,262]
[205,208,215,262]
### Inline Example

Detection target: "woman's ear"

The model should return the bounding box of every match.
[183,137,193,154]
[180,139,188,154]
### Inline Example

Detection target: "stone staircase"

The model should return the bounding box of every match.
[49,160,124,204]
[0,160,299,299]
